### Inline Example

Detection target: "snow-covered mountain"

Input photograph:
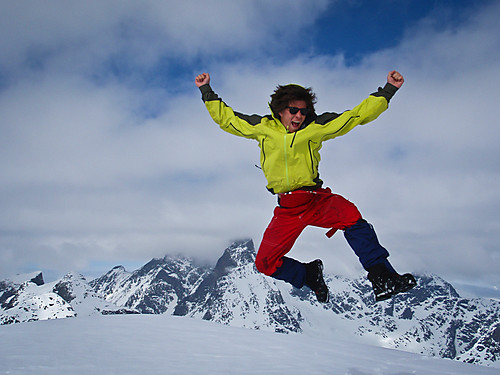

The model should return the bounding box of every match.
[91,239,500,367]
[2,239,499,368]
[90,255,211,314]
[0,271,136,324]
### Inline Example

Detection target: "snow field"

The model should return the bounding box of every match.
[1,314,499,375]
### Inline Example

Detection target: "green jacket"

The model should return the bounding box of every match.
[199,83,398,194]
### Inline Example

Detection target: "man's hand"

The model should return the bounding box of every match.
[195,73,210,88]
[387,70,404,88]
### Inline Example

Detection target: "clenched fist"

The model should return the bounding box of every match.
[387,70,404,88]
[195,73,210,87]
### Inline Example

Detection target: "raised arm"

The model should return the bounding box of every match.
[314,72,403,140]
[195,72,264,140]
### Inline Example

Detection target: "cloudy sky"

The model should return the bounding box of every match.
[1,0,499,293]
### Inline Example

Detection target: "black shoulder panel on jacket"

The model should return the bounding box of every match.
[234,112,264,126]
[314,112,341,125]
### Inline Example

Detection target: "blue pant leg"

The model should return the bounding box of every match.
[271,257,306,288]
[344,219,396,272]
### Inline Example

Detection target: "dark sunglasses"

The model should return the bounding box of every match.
[286,106,309,116]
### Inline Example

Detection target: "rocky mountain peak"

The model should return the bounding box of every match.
[214,239,255,277]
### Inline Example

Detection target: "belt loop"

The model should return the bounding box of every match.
[325,228,338,238]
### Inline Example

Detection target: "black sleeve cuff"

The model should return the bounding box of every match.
[371,82,399,103]
[383,83,399,96]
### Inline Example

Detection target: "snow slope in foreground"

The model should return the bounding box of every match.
[0,315,498,375]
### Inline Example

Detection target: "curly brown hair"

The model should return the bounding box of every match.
[269,84,317,119]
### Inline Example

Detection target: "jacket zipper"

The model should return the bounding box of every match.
[308,140,316,175]
[283,134,290,189]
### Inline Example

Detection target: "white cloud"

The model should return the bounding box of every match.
[0,0,330,80]
[0,1,499,291]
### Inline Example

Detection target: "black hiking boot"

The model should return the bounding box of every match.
[367,263,416,302]
[305,259,329,303]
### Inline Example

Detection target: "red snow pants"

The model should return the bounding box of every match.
[255,188,362,276]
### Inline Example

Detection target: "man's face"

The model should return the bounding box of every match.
[278,100,308,133]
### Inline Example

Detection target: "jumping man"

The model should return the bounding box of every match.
[195,71,416,303]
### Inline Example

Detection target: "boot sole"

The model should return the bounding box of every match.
[314,260,329,303]
[375,274,417,302]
